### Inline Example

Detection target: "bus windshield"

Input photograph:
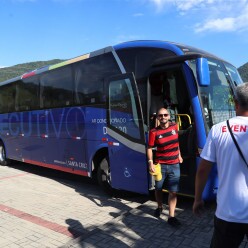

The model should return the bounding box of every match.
[223,62,243,86]
[198,58,239,132]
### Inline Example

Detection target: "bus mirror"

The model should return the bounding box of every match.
[196,58,210,86]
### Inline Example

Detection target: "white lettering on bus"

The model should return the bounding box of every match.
[103,127,107,134]
[66,160,87,169]
[118,126,127,133]
[110,103,127,109]
[97,118,107,123]
[91,118,127,124]
[110,118,126,124]
[7,107,86,139]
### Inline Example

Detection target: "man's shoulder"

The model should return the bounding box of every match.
[150,127,160,133]
[212,120,228,130]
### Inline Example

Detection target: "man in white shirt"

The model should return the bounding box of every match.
[193,82,248,248]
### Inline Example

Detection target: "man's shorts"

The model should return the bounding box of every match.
[155,163,180,192]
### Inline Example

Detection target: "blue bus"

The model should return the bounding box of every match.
[0,40,243,200]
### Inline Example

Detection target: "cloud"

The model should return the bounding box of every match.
[133,13,144,17]
[148,0,212,12]
[147,0,248,33]
[195,17,236,33]
[195,3,248,33]
[0,66,6,68]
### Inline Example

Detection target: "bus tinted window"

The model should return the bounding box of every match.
[16,77,39,111]
[40,65,74,108]
[224,62,243,86]
[116,48,175,78]
[109,78,141,139]
[75,53,120,105]
[0,82,16,113]
[116,48,175,122]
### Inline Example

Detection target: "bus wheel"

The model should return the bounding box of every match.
[0,142,9,166]
[97,157,113,195]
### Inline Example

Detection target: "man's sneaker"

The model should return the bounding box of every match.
[154,207,163,218]
[168,217,181,227]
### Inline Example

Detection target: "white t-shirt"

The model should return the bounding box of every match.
[201,116,248,223]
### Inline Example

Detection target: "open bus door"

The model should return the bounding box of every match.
[106,73,149,194]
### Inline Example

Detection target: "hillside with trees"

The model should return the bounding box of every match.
[238,62,248,82]
[0,59,64,82]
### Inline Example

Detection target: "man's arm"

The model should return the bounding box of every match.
[193,158,213,215]
[178,149,183,163]
[147,147,155,172]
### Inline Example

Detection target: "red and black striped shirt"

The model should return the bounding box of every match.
[148,122,180,164]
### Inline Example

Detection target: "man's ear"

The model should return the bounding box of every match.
[234,99,241,114]
[234,99,239,109]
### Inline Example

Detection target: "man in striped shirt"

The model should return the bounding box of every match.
[147,108,183,227]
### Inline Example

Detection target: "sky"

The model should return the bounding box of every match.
[0,0,248,69]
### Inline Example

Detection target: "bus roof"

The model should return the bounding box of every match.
[0,40,227,86]
[113,40,224,61]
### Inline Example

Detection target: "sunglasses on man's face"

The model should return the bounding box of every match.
[158,113,169,118]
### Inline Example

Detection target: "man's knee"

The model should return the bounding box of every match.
[169,191,177,196]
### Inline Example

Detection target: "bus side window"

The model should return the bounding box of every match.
[0,83,16,113]
[16,78,39,111]
[40,66,74,109]
[74,53,120,106]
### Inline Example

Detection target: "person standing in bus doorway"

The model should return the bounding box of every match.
[147,108,183,227]
[193,82,248,247]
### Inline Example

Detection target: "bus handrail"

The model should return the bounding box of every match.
[174,114,192,129]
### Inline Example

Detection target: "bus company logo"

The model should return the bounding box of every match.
[110,102,127,109]
[66,160,87,169]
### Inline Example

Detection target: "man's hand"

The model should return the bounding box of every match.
[179,155,183,164]
[193,199,205,216]
[149,162,155,173]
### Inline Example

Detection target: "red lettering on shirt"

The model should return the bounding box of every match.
[233,125,239,132]
[240,125,247,132]
[232,125,247,132]
[222,125,247,133]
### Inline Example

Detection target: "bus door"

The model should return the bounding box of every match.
[106,73,149,194]
[149,68,196,194]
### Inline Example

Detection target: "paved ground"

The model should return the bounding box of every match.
[0,162,247,248]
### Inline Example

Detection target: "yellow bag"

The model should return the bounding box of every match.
[149,163,162,181]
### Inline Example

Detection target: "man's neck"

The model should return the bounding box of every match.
[160,123,169,129]
[236,110,248,117]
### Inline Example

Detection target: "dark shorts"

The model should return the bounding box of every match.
[210,216,248,248]
[155,163,180,192]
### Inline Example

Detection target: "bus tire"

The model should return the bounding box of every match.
[0,142,9,166]
[97,157,113,195]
